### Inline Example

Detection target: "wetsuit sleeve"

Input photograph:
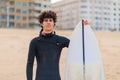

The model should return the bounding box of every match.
[26,39,36,80]
[63,38,70,48]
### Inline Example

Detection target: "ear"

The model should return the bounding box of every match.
[41,23,43,26]
[40,23,43,28]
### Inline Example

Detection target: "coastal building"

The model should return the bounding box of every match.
[52,0,120,31]
[0,0,51,28]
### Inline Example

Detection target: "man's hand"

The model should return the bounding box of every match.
[83,20,89,25]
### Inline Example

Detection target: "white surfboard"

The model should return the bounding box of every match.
[64,21,105,80]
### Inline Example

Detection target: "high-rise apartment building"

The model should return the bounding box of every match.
[52,0,120,31]
[52,0,79,29]
[112,0,120,31]
[0,0,51,28]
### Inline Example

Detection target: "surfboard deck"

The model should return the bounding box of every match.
[64,21,104,80]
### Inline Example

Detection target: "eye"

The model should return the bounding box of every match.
[49,19,53,22]
[44,19,48,22]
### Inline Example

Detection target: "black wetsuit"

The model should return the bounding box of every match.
[26,31,70,80]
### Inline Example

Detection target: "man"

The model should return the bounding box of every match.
[26,10,89,80]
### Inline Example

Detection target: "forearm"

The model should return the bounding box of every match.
[26,63,33,80]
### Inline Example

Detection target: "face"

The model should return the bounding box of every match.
[41,18,55,33]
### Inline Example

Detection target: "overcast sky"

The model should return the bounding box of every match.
[51,0,61,3]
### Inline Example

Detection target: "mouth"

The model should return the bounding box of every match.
[46,25,51,27]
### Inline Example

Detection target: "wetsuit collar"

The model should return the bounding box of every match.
[39,29,56,38]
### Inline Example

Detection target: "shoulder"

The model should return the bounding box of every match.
[55,35,70,47]
[55,35,70,42]
[29,36,39,44]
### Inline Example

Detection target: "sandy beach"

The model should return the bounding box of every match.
[0,28,120,80]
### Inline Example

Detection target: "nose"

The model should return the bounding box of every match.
[47,20,51,24]
[47,21,50,24]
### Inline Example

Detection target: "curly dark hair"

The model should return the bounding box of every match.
[38,10,57,25]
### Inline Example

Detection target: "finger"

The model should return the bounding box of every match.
[84,20,89,25]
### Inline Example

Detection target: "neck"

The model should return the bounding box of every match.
[42,30,53,34]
